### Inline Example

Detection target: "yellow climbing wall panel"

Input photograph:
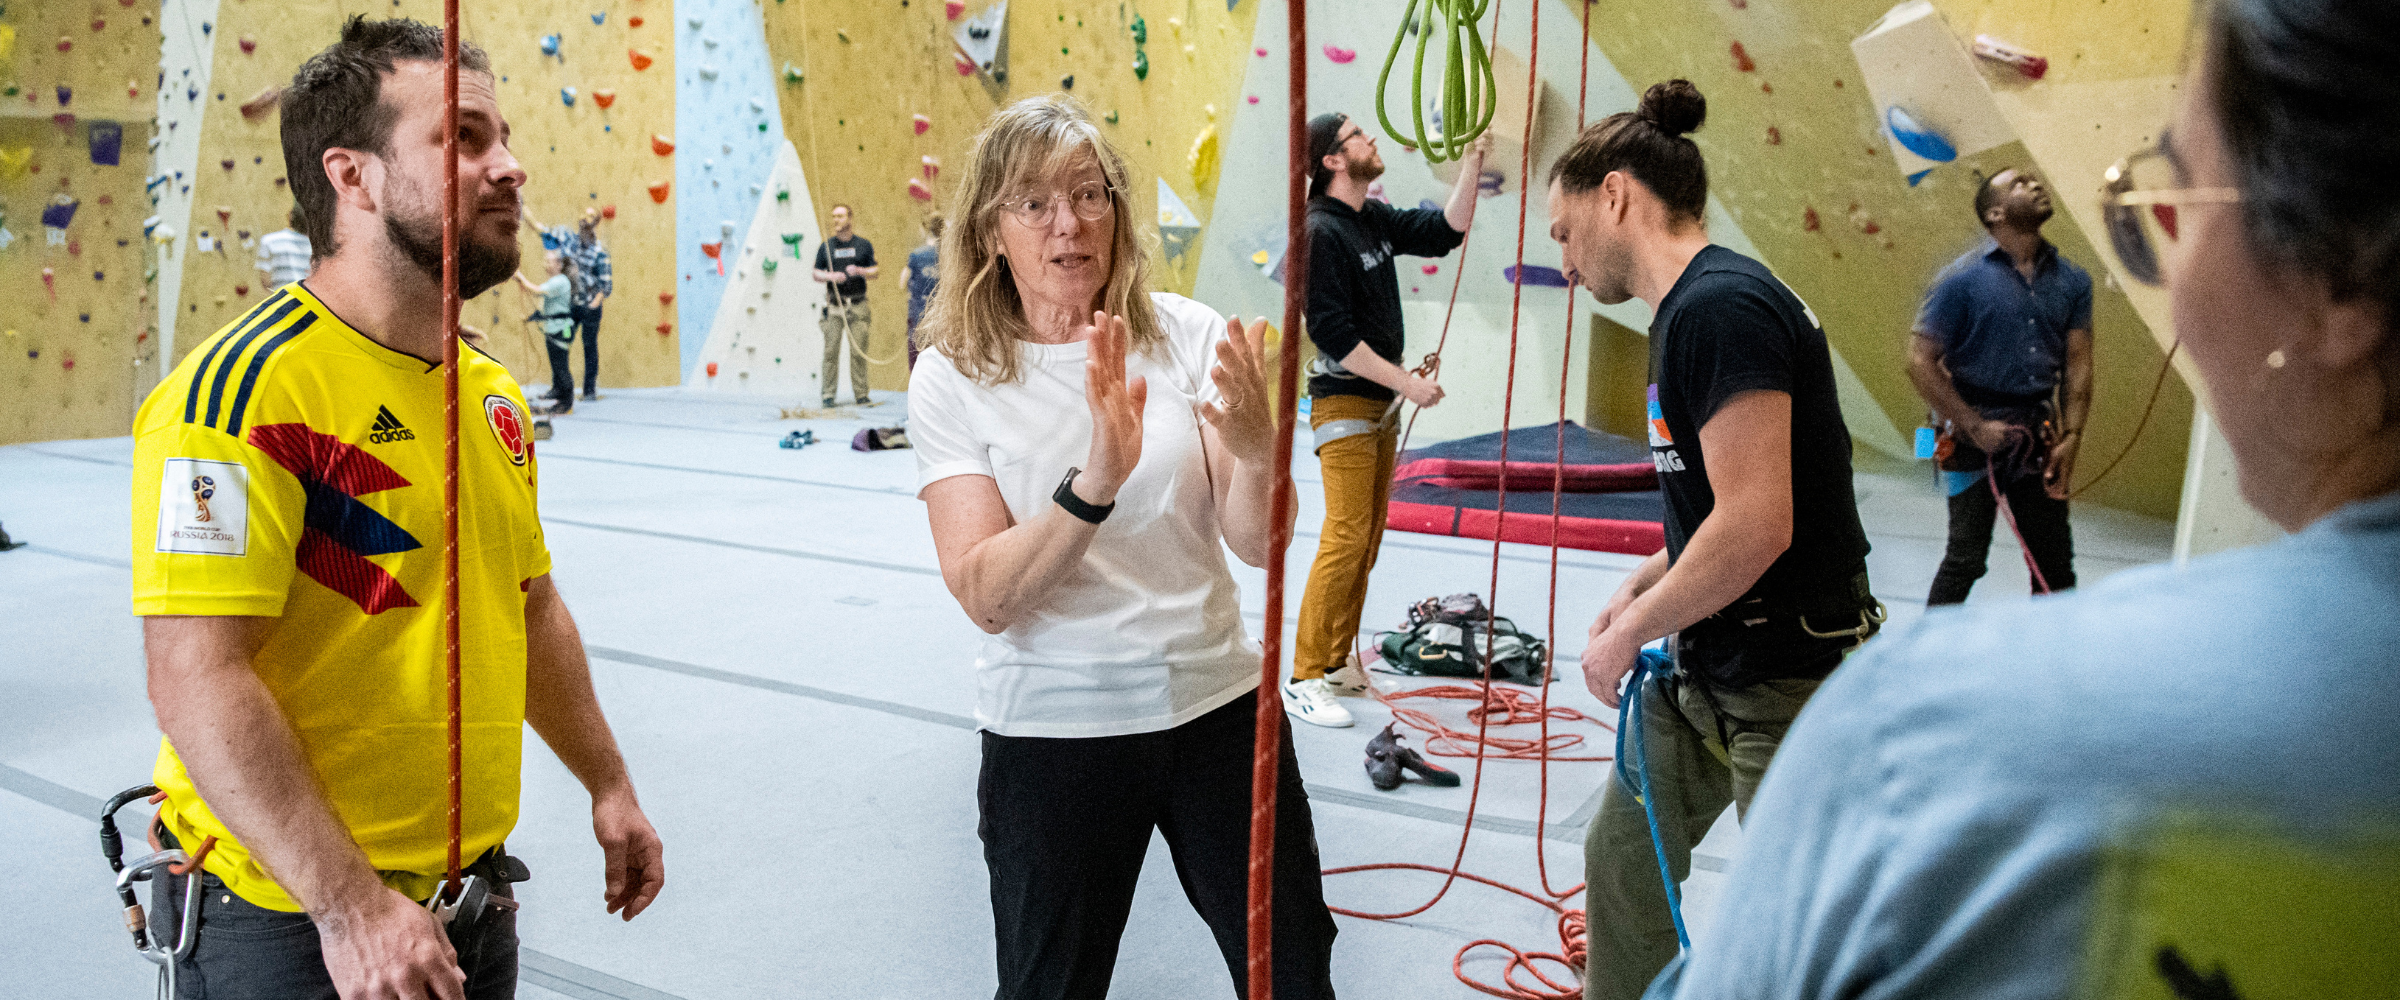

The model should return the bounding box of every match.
[176,0,679,390]
[0,2,164,446]
[1576,0,2195,520]
[763,0,1260,392]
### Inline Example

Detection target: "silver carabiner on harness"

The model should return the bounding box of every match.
[1799,598,1889,647]
[116,849,207,999]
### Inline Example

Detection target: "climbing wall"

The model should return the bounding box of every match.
[672,0,785,380]
[760,0,1263,394]
[171,0,680,390]
[1566,0,2195,520]
[690,138,823,395]
[0,0,167,445]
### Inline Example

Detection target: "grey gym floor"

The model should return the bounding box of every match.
[2,389,2171,998]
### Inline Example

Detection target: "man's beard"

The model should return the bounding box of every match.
[1581,235,1636,306]
[2008,199,2054,229]
[384,195,520,298]
[1347,155,1385,184]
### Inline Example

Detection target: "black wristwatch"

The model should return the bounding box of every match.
[1053,468,1114,524]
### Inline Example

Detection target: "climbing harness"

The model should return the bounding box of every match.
[1614,648,1692,952]
[1374,0,1499,163]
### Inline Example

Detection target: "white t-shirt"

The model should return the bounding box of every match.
[909,292,1261,738]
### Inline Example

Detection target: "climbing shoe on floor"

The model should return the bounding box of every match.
[1364,724,1406,790]
[1283,677,1354,728]
[1396,744,1459,787]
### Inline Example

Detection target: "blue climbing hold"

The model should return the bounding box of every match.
[561,87,577,107]
[1884,106,1957,163]
[1502,264,1571,288]
[592,11,606,24]
[539,33,561,58]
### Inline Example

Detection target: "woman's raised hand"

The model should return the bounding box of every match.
[1078,311,1148,506]
[1199,316,1277,465]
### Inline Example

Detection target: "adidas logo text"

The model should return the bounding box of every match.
[368,406,417,444]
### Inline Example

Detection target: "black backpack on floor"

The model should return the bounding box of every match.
[1374,593,1548,686]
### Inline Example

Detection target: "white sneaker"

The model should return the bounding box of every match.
[1283,678,1355,728]
[1323,654,1372,697]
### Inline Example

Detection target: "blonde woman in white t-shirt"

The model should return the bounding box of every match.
[909,94,1339,1000]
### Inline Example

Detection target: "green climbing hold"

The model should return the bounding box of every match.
[1132,50,1149,80]
[1131,16,1147,43]
[782,63,804,84]
[777,188,791,202]
[1061,46,1069,55]
[1105,110,1120,124]
[758,121,769,131]
[761,258,778,273]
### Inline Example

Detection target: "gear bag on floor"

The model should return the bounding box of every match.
[1373,593,1548,685]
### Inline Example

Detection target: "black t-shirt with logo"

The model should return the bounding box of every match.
[1303,196,1465,401]
[815,235,876,303]
[1648,246,1871,682]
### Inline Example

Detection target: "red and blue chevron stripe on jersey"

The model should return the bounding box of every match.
[246,423,423,614]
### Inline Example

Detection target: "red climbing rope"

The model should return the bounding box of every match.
[1318,3,1627,997]
[440,0,465,895]
[1247,0,1312,993]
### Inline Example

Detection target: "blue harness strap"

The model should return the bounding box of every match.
[1615,646,1692,951]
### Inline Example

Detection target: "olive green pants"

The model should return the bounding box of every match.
[1583,671,1820,1000]
[820,298,872,404]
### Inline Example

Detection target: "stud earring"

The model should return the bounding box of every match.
[2267,349,2287,369]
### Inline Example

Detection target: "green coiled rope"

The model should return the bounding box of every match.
[1374,0,1498,163]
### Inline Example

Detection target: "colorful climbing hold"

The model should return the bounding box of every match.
[1247,95,1259,104]
[1255,47,1268,57]
[1132,51,1149,80]
[1323,45,1355,63]
[561,87,577,107]
[629,48,654,70]
[1131,17,1148,43]
[239,35,256,54]
[593,88,616,109]
[648,180,672,203]
[628,15,644,27]
[946,0,965,19]
[651,134,676,155]
[784,62,806,84]
[1801,206,1820,232]
[922,155,940,179]
[907,177,932,201]
[913,114,931,135]
[1421,264,1438,274]
[659,291,676,305]
[539,34,561,57]
[1060,74,1074,89]
[1766,125,1781,145]
[591,11,606,25]
[1730,41,1756,72]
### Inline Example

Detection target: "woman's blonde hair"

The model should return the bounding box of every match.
[918,94,1161,386]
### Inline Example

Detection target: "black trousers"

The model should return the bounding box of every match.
[544,336,576,408]
[1928,471,2076,604]
[571,304,603,395]
[149,835,519,999]
[979,690,1339,1000]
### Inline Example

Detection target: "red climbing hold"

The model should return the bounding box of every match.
[658,291,676,305]
[1803,206,1820,231]
[1323,46,1356,64]
[1766,126,1781,145]
[913,114,931,135]
[601,204,617,220]
[1730,41,1755,72]
[628,15,644,27]
[240,35,256,54]
[1421,264,1439,275]
[946,0,965,19]
[651,135,675,156]
[907,177,933,201]
[629,49,654,70]
[657,323,674,336]
[648,180,672,203]
[706,361,719,377]
[234,284,250,296]
[593,89,617,109]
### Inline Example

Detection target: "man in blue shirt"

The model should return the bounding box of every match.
[1907,167,2093,603]
[526,206,614,402]
[905,213,942,370]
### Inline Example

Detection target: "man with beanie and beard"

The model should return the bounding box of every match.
[1283,113,1488,729]
[1909,167,2093,604]
[130,17,664,998]
[1544,80,1878,1000]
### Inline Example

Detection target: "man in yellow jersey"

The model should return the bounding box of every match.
[132,18,664,999]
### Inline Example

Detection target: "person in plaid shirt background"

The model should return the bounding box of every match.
[527,205,613,401]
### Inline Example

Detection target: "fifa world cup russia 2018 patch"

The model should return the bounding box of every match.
[484,394,530,466]
[156,458,249,555]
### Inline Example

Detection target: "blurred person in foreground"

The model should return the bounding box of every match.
[1651,0,2400,994]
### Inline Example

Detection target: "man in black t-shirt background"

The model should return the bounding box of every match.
[1283,112,1489,730]
[813,203,880,407]
[1544,80,1880,1000]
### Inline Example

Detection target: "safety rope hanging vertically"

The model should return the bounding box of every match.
[440,0,465,897]
[1245,0,1312,995]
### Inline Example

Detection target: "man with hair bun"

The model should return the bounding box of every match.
[1543,79,1878,1000]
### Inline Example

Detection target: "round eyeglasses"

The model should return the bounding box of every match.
[2100,135,2242,287]
[995,180,1114,228]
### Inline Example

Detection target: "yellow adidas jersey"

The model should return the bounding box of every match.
[131,282,550,911]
